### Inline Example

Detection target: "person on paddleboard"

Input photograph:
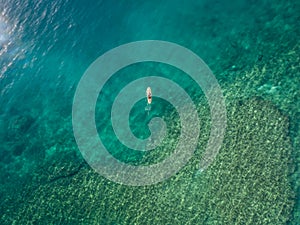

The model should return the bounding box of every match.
[146,87,152,104]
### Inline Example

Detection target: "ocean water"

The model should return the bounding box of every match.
[0,0,299,224]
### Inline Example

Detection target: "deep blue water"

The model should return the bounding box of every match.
[0,0,299,224]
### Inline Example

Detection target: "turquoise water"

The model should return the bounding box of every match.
[1,0,299,224]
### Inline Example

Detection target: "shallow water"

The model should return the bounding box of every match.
[0,0,299,224]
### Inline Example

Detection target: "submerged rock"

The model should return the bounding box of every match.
[1,98,294,225]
